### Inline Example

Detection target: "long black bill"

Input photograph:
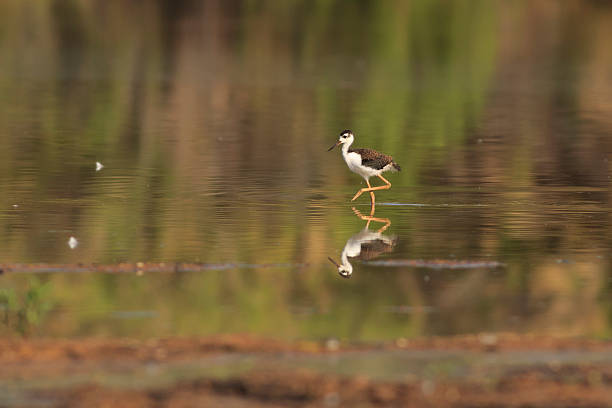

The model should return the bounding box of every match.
[327,141,341,151]
[327,257,341,267]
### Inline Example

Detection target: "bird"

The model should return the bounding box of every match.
[328,129,400,206]
[328,210,397,278]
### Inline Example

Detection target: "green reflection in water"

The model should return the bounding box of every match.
[0,277,53,336]
[0,1,611,339]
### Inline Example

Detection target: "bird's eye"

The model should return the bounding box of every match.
[341,135,347,139]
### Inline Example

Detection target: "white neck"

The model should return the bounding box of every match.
[341,248,350,266]
[341,139,353,154]
[341,138,354,164]
[340,247,353,274]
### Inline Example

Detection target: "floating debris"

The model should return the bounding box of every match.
[67,237,78,249]
[365,259,505,269]
[96,161,104,171]
[325,338,340,351]
[395,338,408,347]
[379,202,427,207]
[478,333,498,347]
[0,262,310,274]
[378,202,488,208]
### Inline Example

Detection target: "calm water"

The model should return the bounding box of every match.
[0,1,611,340]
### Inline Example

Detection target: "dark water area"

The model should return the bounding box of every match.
[0,1,611,340]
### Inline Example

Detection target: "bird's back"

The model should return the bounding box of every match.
[349,148,399,171]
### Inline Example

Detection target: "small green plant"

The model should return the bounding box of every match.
[0,288,17,325]
[0,278,53,336]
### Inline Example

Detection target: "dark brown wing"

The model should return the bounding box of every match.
[355,238,397,260]
[349,148,393,170]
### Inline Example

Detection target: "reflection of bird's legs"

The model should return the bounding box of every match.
[352,207,391,233]
[351,175,392,202]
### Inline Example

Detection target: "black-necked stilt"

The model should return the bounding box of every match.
[328,208,397,278]
[328,129,401,206]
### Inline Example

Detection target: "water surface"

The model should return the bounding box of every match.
[0,0,610,340]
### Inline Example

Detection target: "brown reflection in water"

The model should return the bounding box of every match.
[0,1,610,263]
[0,1,610,339]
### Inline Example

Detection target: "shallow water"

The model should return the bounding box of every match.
[0,1,611,340]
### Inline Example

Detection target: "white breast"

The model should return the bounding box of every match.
[342,151,380,179]
[343,152,362,173]
[344,239,363,258]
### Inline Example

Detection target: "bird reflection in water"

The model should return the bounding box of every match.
[328,207,397,278]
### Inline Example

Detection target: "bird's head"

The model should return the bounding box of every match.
[328,256,353,279]
[327,129,354,151]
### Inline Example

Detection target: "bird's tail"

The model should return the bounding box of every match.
[391,161,401,172]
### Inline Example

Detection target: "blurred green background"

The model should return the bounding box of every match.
[0,0,610,340]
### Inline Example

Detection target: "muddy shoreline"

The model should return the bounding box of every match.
[2,334,612,407]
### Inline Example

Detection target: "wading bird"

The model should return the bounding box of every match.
[328,130,400,208]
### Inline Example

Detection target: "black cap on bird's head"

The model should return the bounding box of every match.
[328,256,353,278]
[327,129,355,151]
